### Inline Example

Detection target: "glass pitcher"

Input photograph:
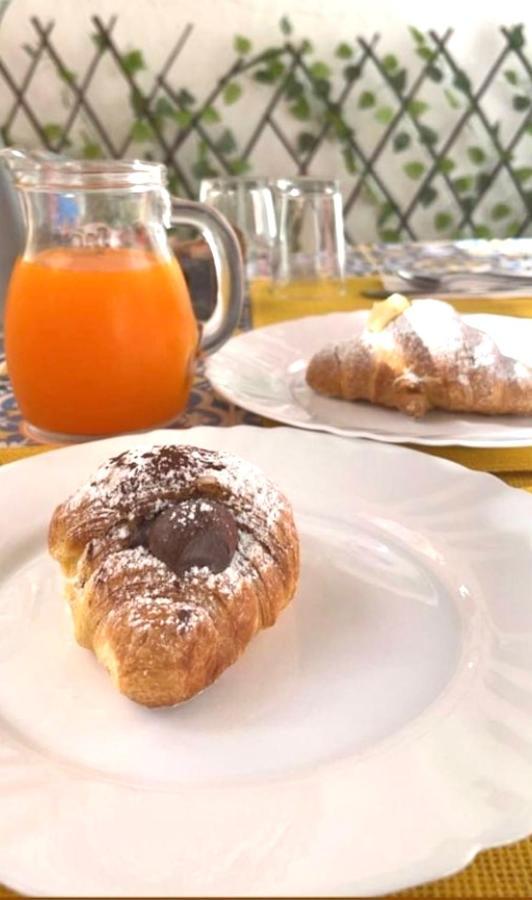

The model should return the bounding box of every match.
[0,149,243,442]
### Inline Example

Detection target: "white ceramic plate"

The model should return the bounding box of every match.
[206,312,532,446]
[1,425,532,897]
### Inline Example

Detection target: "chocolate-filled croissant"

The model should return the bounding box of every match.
[306,296,532,418]
[49,444,299,707]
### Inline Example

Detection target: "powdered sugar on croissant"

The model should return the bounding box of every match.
[49,444,299,707]
[306,297,532,417]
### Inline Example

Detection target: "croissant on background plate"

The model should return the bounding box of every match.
[306,295,532,418]
[49,444,299,707]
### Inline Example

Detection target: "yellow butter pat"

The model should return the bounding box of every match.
[367,293,411,332]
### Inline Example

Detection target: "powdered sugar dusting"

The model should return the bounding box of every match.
[66,444,285,536]
[65,445,287,640]
[362,299,516,372]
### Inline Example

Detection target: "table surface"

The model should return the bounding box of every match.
[0,272,531,898]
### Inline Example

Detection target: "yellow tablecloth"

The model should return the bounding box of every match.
[1,276,532,898]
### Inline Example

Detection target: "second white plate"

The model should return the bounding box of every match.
[207,311,532,447]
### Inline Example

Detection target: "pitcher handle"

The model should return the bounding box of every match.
[170,197,244,354]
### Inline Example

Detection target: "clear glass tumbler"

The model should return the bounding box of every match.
[272,177,346,283]
[199,176,277,277]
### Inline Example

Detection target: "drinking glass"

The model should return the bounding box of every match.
[199,176,277,276]
[272,177,346,283]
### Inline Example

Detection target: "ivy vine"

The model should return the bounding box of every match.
[8,16,532,240]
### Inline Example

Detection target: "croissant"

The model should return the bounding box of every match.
[306,295,532,418]
[48,444,299,707]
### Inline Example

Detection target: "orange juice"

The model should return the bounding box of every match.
[5,247,199,436]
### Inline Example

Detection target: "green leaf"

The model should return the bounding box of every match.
[437,157,456,174]
[491,202,511,221]
[358,90,376,109]
[42,123,64,144]
[234,34,252,54]
[375,105,394,124]
[419,185,438,207]
[300,39,313,54]
[269,60,286,79]
[378,201,395,225]
[404,160,425,180]
[380,228,401,243]
[223,82,242,104]
[342,146,358,173]
[526,123,532,135]
[91,32,108,51]
[81,140,103,159]
[314,78,331,99]
[467,145,486,165]
[427,64,443,82]
[334,119,353,140]
[513,94,531,111]
[507,24,525,50]
[453,70,471,94]
[297,131,316,154]
[310,61,331,79]
[389,68,407,92]
[215,128,237,154]
[197,139,209,160]
[407,98,428,117]
[393,131,411,152]
[343,64,361,82]
[505,220,521,237]
[130,87,147,117]
[284,74,303,99]
[192,158,218,180]
[58,66,75,85]
[476,172,492,193]
[416,46,435,62]
[289,95,311,121]
[154,97,174,119]
[121,49,145,75]
[336,42,353,59]
[254,67,275,83]
[460,196,475,216]
[131,120,154,142]
[419,125,438,146]
[176,88,195,107]
[444,88,460,109]
[453,175,473,193]
[435,211,453,232]
[228,158,251,175]
[201,105,220,124]
[382,53,399,72]
[167,174,182,195]
[504,68,519,85]
[279,15,292,35]
[473,224,493,239]
[408,25,425,45]
[516,166,532,183]
[254,60,285,83]
[172,109,192,128]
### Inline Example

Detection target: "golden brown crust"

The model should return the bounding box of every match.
[48,445,299,707]
[306,299,532,418]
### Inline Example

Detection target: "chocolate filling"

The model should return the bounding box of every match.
[132,499,238,576]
